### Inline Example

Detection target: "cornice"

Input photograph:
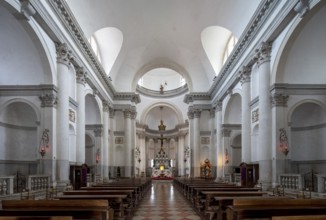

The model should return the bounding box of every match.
[137,84,188,98]
[183,93,211,104]
[0,84,57,96]
[30,0,139,104]
[271,83,326,95]
[209,0,279,96]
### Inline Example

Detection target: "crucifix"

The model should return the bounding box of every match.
[158,133,166,154]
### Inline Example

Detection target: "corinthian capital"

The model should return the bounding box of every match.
[255,42,272,66]
[56,43,73,66]
[239,66,252,85]
[102,100,110,112]
[39,93,57,108]
[271,93,289,107]
[76,67,87,85]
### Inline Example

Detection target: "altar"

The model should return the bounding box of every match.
[151,119,173,179]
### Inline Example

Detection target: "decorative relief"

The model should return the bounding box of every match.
[102,101,110,112]
[115,137,124,144]
[201,137,210,145]
[94,127,102,137]
[222,129,231,137]
[69,109,75,123]
[109,107,115,118]
[215,101,222,112]
[39,93,57,108]
[252,109,259,123]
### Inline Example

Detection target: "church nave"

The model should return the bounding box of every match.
[132,181,200,220]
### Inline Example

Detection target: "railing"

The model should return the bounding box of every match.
[27,175,50,191]
[234,173,241,185]
[279,173,303,190]
[0,176,14,195]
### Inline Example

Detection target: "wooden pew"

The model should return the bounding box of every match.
[55,194,127,220]
[0,200,108,220]
[212,196,290,220]
[198,191,267,219]
[0,217,72,220]
[272,216,326,220]
[226,198,326,220]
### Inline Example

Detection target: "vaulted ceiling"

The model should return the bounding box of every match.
[65,0,261,93]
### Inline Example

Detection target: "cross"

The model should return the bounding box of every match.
[158,134,166,148]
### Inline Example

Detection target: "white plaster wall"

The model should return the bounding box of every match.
[85,94,101,124]
[277,4,326,84]
[114,111,124,131]
[199,110,210,131]
[0,5,47,85]
[224,94,241,124]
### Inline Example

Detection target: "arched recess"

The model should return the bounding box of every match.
[132,59,193,92]
[0,100,39,175]
[272,1,326,84]
[223,93,242,124]
[288,101,326,172]
[139,102,184,126]
[0,3,55,85]
[85,93,102,125]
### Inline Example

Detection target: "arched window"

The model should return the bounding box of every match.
[88,36,102,63]
[223,35,238,64]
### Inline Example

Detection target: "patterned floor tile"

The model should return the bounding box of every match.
[132,181,201,220]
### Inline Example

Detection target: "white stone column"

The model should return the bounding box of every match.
[178,134,185,176]
[193,109,201,177]
[222,129,231,177]
[94,126,103,177]
[209,109,216,178]
[271,93,289,187]
[257,42,273,188]
[56,43,72,186]
[102,101,110,181]
[124,109,132,177]
[187,110,194,177]
[109,107,115,177]
[215,102,223,181]
[131,109,137,177]
[39,92,57,186]
[76,67,86,165]
[239,66,252,163]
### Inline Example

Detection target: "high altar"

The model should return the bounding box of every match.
[151,120,173,179]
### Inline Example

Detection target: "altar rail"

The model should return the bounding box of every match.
[0,175,14,195]
[27,175,50,191]
[279,173,303,190]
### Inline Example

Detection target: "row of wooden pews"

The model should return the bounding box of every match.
[174,177,326,220]
[0,177,152,220]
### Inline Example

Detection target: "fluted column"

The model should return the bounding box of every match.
[239,66,252,163]
[124,109,132,177]
[76,67,86,165]
[109,107,115,177]
[56,43,72,185]
[215,102,223,180]
[271,93,289,187]
[193,109,201,177]
[257,42,272,188]
[102,101,110,181]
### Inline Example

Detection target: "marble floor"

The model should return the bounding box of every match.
[132,180,201,220]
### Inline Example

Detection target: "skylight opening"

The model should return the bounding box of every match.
[88,36,102,63]
[223,35,238,64]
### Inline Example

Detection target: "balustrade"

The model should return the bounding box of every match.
[279,173,303,190]
[27,175,50,191]
[0,176,14,195]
